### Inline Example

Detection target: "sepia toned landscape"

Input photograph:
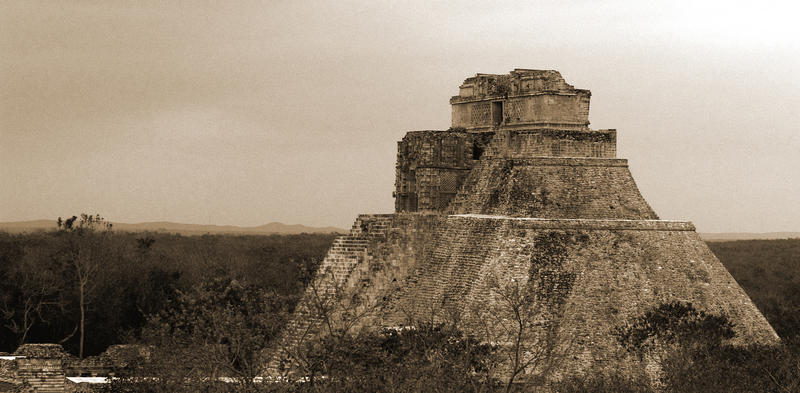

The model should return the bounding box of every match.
[1,229,800,391]
[2,1,799,392]
[3,68,799,392]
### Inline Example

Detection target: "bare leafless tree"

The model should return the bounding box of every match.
[276,266,378,384]
[57,213,113,358]
[473,251,575,392]
[1,239,70,347]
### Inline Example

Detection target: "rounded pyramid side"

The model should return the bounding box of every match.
[378,215,780,378]
[447,157,659,219]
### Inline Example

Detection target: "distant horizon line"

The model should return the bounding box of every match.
[0,218,346,228]
[0,218,798,241]
[0,219,349,235]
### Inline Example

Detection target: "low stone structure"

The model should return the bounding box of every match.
[1,344,67,393]
[0,344,150,392]
[270,69,780,384]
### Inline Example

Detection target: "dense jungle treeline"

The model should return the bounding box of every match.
[707,239,800,340]
[1,217,799,392]
[0,216,336,356]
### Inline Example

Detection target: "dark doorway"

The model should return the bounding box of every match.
[472,141,484,160]
[492,101,503,125]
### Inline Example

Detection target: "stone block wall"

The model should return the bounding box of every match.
[395,131,493,212]
[447,157,658,219]
[2,343,152,391]
[486,129,616,159]
[394,127,621,214]
[16,358,65,392]
[453,70,575,99]
[451,93,591,131]
[449,69,591,131]
[372,215,779,380]
[0,355,16,386]
[12,344,67,393]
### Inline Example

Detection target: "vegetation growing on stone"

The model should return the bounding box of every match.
[616,301,736,354]
[1,229,799,392]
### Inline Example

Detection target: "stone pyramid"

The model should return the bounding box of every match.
[268,69,779,381]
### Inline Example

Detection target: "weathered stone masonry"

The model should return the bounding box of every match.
[450,69,591,131]
[270,69,779,382]
[1,343,150,392]
[394,129,618,214]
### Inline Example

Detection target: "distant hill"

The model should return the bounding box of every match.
[4,220,795,240]
[0,220,346,235]
[700,232,800,242]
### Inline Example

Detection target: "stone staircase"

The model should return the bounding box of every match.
[349,214,393,237]
[264,214,394,376]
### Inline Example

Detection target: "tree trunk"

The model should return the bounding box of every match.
[506,312,525,393]
[79,280,85,359]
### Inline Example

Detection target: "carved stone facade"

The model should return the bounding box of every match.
[394,131,491,212]
[397,70,616,214]
[450,69,591,131]
[270,70,780,385]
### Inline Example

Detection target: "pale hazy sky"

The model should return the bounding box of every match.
[1,0,798,232]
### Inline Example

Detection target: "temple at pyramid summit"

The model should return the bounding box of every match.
[268,69,779,382]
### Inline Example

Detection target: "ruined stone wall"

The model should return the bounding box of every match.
[486,129,616,158]
[0,356,18,389]
[395,131,493,212]
[449,69,591,131]
[451,94,590,130]
[447,158,658,219]
[454,70,574,98]
[394,127,621,214]
[11,344,67,393]
[16,358,65,392]
[2,343,151,392]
